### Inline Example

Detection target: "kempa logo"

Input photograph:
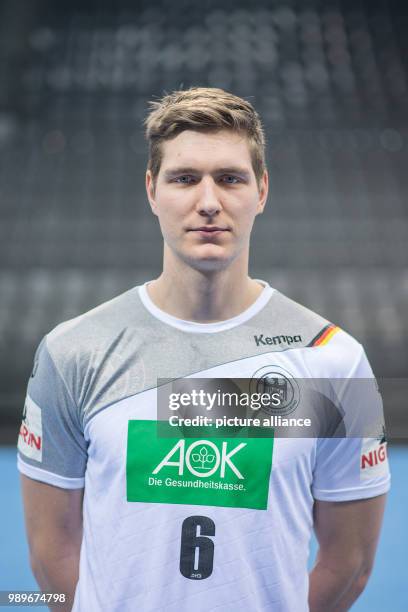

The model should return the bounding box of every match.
[254,334,302,347]
[152,439,247,479]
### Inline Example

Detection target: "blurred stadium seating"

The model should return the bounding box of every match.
[0,0,407,438]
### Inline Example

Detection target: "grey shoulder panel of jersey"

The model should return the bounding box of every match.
[44,285,153,418]
[250,289,333,349]
[46,285,157,359]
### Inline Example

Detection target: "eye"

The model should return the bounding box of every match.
[174,175,195,184]
[221,175,241,184]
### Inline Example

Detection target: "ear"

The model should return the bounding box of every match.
[256,170,268,215]
[146,170,158,216]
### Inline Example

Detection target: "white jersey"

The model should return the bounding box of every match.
[17,281,390,611]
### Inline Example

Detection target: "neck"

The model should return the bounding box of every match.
[147,251,264,323]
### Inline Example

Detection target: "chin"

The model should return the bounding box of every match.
[182,251,233,272]
[195,259,232,272]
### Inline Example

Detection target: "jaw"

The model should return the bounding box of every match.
[162,238,251,274]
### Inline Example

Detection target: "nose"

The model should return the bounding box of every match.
[196,177,222,217]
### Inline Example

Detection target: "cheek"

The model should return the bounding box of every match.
[156,196,183,222]
[156,198,189,241]
[232,197,260,222]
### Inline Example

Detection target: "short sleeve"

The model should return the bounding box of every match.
[17,335,87,488]
[312,346,391,502]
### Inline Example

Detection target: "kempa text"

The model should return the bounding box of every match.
[254,334,302,347]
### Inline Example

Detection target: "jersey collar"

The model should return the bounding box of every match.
[138,280,275,333]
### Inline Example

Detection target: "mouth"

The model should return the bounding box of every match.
[189,226,230,234]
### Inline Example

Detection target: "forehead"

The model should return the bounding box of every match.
[159,129,253,171]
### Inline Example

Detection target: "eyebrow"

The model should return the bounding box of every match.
[163,166,251,180]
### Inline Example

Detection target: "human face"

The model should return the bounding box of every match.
[146,129,268,272]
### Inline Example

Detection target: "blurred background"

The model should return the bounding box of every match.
[0,0,407,439]
[0,0,407,609]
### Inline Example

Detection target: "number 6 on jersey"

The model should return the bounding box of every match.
[180,516,215,580]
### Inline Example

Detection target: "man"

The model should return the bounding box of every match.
[18,87,390,611]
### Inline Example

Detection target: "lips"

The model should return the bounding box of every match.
[190,226,229,232]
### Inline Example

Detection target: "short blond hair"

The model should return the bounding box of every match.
[144,87,266,187]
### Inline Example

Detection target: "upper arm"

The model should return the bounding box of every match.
[17,335,87,560]
[20,474,84,559]
[17,335,87,488]
[313,494,387,572]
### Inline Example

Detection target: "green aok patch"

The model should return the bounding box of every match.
[126,421,274,510]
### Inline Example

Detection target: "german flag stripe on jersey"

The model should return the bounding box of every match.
[308,323,340,347]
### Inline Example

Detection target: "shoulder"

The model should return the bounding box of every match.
[44,284,146,370]
[268,290,367,375]
[268,290,331,340]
